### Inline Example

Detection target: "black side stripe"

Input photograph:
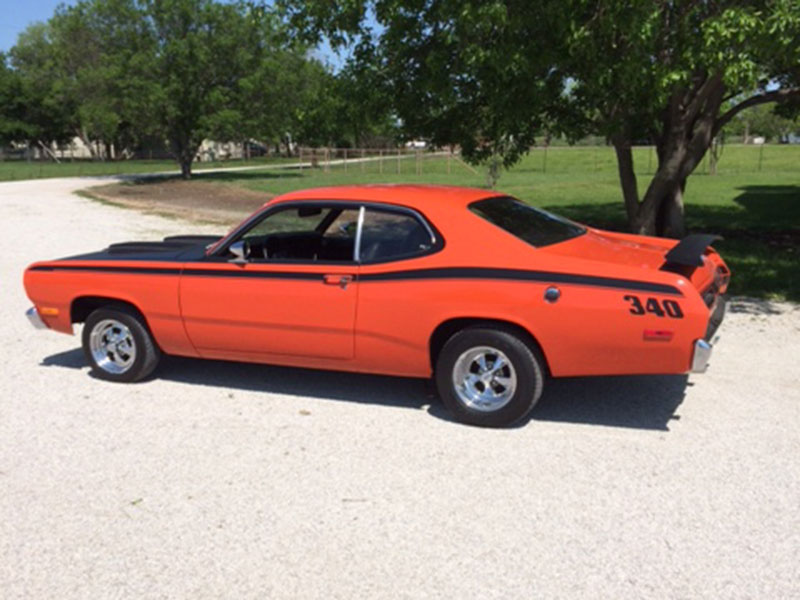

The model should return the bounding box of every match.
[30,264,321,281]
[30,265,182,275]
[359,268,682,295]
[30,264,682,295]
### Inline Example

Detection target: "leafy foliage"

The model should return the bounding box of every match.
[285,0,800,235]
[3,0,389,177]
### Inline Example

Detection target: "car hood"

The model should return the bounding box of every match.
[60,235,223,262]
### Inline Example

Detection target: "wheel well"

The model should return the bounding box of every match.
[429,317,550,376]
[70,296,146,324]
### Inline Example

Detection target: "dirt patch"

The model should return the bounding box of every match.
[81,179,271,226]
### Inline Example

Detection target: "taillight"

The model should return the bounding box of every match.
[643,330,674,342]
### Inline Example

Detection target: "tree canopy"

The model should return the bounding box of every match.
[2,0,395,177]
[286,0,800,236]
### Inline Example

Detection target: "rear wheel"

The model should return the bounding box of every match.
[435,326,544,427]
[82,305,160,382]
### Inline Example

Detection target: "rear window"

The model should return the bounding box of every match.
[469,196,585,247]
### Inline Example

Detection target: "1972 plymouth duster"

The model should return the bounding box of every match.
[24,185,728,427]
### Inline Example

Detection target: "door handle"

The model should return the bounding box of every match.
[323,274,353,289]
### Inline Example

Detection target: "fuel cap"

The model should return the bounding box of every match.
[544,286,561,303]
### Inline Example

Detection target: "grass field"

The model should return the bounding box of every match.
[0,155,296,181]
[181,144,797,300]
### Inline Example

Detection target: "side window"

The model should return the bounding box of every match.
[235,204,360,262]
[359,209,435,262]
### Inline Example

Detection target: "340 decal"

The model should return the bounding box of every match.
[623,295,684,318]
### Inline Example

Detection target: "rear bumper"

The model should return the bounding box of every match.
[691,339,713,373]
[691,295,727,373]
[26,307,49,330]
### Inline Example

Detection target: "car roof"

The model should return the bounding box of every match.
[266,184,503,210]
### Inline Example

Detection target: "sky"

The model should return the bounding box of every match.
[0,0,78,52]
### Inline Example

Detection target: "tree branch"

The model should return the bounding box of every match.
[714,88,800,136]
[684,73,722,125]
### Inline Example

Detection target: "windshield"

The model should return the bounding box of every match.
[469,196,586,247]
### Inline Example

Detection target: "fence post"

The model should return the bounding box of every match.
[397,148,401,174]
[379,149,383,174]
[542,146,548,173]
[758,143,764,172]
[344,148,348,172]
[361,148,365,173]
[448,149,452,174]
[299,147,303,173]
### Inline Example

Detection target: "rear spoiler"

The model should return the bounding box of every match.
[663,234,721,268]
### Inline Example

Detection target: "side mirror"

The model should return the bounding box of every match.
[228,240,248,264]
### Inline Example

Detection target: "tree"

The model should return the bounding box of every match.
[144,0,269,178]
[9,0,300,177]
[0,54,32,146]
[285,0,800,237]
[52,0,160,159]
[562,0,800,236]
[8,24,76,153]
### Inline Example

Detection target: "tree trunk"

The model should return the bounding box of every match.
[612,137,640,225]
[170,135,198,180]
[76,127,99,160]
[655,179,687,238]
[180,156,192,179]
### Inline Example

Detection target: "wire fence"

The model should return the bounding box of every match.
[0,143,796,182]
[296,147,474,176]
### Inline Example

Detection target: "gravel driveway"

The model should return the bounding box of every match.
[1,177,799,599]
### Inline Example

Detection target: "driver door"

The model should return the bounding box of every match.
[179,203,360,360]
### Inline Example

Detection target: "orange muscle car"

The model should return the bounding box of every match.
[24,185,729,426]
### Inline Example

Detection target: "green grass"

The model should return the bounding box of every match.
[0,155,295,181]
[186,144,800,300]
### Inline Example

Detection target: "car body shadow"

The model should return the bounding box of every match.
[41,348,687,431]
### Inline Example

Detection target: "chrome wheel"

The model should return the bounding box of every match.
[89,319,136,374]
[452,346,517,412]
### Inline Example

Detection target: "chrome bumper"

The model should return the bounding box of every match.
[26,307,48,330]
[690,338,713,373]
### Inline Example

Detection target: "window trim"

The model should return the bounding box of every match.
[209,200,444,265]
[353,206,365,262]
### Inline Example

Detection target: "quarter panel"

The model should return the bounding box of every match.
[354,265,707,378]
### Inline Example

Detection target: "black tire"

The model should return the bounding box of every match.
[435,326,545,427]
[82,304,161,383]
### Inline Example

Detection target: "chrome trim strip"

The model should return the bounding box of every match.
[354,205,365,262]
[691,338,712,373]
[26,307,48,330]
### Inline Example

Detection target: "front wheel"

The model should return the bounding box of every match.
[82,305,160,383]
[435,327,545,427]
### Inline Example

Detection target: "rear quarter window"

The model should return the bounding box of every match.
[470,196,585,247]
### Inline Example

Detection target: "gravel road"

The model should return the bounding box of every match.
[1,177,799,599]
